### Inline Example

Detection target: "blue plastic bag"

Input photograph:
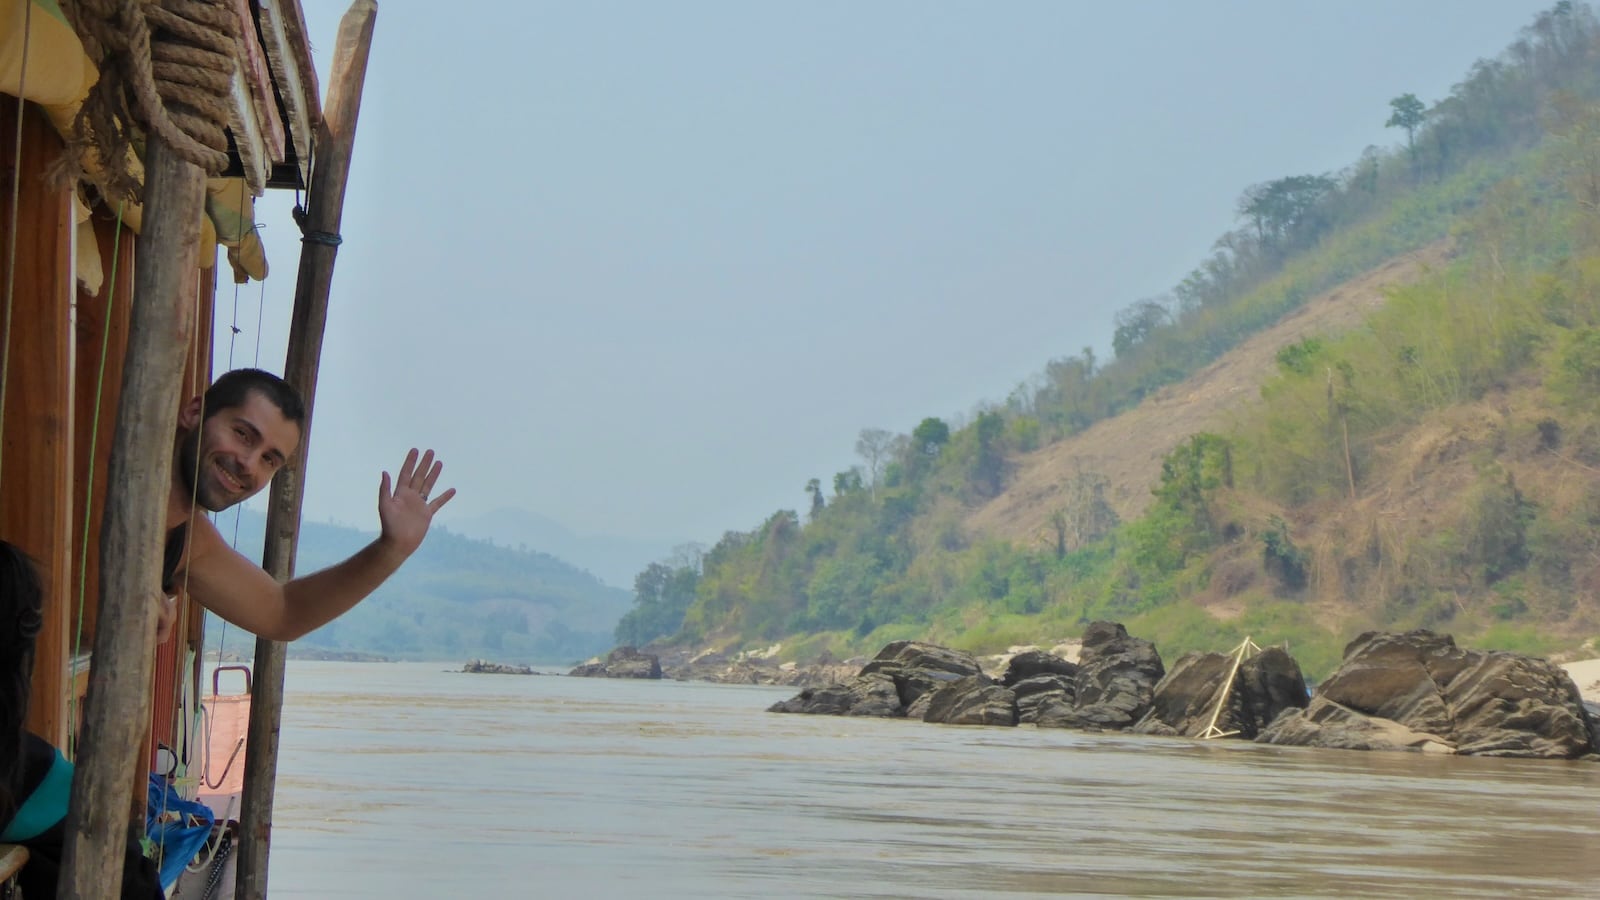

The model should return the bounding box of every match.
[146,775,216,890]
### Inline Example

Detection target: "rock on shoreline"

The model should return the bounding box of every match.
[462,659,537,675]
[768,622,1599,761]
[1259,630,1597,758]
[569,646,663,679]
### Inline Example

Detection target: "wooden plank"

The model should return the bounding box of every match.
[1,101,76,750]
[71,211,136,690]
[0,844,28,881]
[227,67,271,194]
[255,0,315,184]
[58,134,209,900]
[230,0,286,163]
[237,5,375,897]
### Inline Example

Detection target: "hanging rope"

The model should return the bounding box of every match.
[58,0,239,200]
[66,205,128,758]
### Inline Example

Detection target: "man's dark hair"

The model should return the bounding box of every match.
[202,368,306,427]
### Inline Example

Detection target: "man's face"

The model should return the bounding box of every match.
[178,391,302,512]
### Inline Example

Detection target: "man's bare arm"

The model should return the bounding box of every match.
[183,449,455,641]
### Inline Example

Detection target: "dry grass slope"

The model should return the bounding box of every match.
[966,240,1455,550]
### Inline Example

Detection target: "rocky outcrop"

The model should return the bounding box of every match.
[462,659,535,675]
[1257,696,1454,752]
[1012,674,1076,724]
[1035,622,1165,731]
[769,641,985,718]
[1000,650,1078,686]
[568,646,662,679]
[919,675,1018,726]
[859,641,986,707]
[760,627,1595,762]
[1132,646,1308,738]
[1257,630,1596,758]
[767,673,903,716]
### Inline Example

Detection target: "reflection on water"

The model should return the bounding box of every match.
[267,662,1600,898]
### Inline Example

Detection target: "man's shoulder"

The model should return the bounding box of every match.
[181,513,234,568]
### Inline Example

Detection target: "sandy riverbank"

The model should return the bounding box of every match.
[1562,659,1600,704]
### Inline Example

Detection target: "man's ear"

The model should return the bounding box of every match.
[177,395,204,430]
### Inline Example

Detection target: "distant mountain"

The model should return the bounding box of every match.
[208,509,633,664]
[449,506,682,590]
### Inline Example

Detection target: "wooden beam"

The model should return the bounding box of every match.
[58,134,208,900]
[255,0,317,185]
[0,102,76,750]
[146,263,214,771]
[229,0,286,164]
[237,4,375,897]
[227,67,272,194]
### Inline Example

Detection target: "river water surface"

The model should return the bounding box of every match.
[263,661,1600,898]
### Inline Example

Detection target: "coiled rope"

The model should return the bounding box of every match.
[59,0,239,199]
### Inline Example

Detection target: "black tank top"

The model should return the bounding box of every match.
[161,522,188,595]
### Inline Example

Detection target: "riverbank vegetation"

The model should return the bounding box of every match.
[617,4,1600,679]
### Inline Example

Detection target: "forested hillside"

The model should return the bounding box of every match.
[616,3,1600,677]
[210,509,632,663]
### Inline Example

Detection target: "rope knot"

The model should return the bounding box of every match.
[61,0,241,200]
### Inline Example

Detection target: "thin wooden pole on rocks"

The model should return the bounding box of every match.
[235,3,377,897]
[58,135,207,899]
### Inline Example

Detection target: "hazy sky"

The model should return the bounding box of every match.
[226,1,1558,550]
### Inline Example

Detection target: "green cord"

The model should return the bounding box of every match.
[67,205,125,758]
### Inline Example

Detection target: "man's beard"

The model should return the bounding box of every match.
[178,428,232,512]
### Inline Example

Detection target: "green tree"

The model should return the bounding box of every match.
[855,428,895,496]
[805,478,825,520]
[832,467,864,497]
[1386,93,1427,158]
[615,561,700,646]
[1112,298,1171,358]
[969,410,1007,498]
[911,417,950,457]
[1237,175,1337,247]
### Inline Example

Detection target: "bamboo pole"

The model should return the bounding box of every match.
[236,4,377,897]
[58,135,206,899]
[1199,636,1261,740]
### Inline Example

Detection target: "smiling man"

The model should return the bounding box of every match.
[161,368,455,641]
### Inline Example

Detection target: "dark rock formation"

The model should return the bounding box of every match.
[859,641,986,707]
[1000,650,1078,687]
[1258,630,1596,758]
[1011,674,1076,724]
[462,659,534,675]
[1237,647,1314,732]
[1035,622,1164,731]
[1257,695,1454,752]
[1132,646,1308,739]
[769,641,984,718]
[1130,651,1231,737]
[767,673,903,716]
[920,674,1018,726]
[568,646,662,679]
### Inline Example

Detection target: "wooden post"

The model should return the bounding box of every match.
[58,136,207,898]
[236,4,376,897]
